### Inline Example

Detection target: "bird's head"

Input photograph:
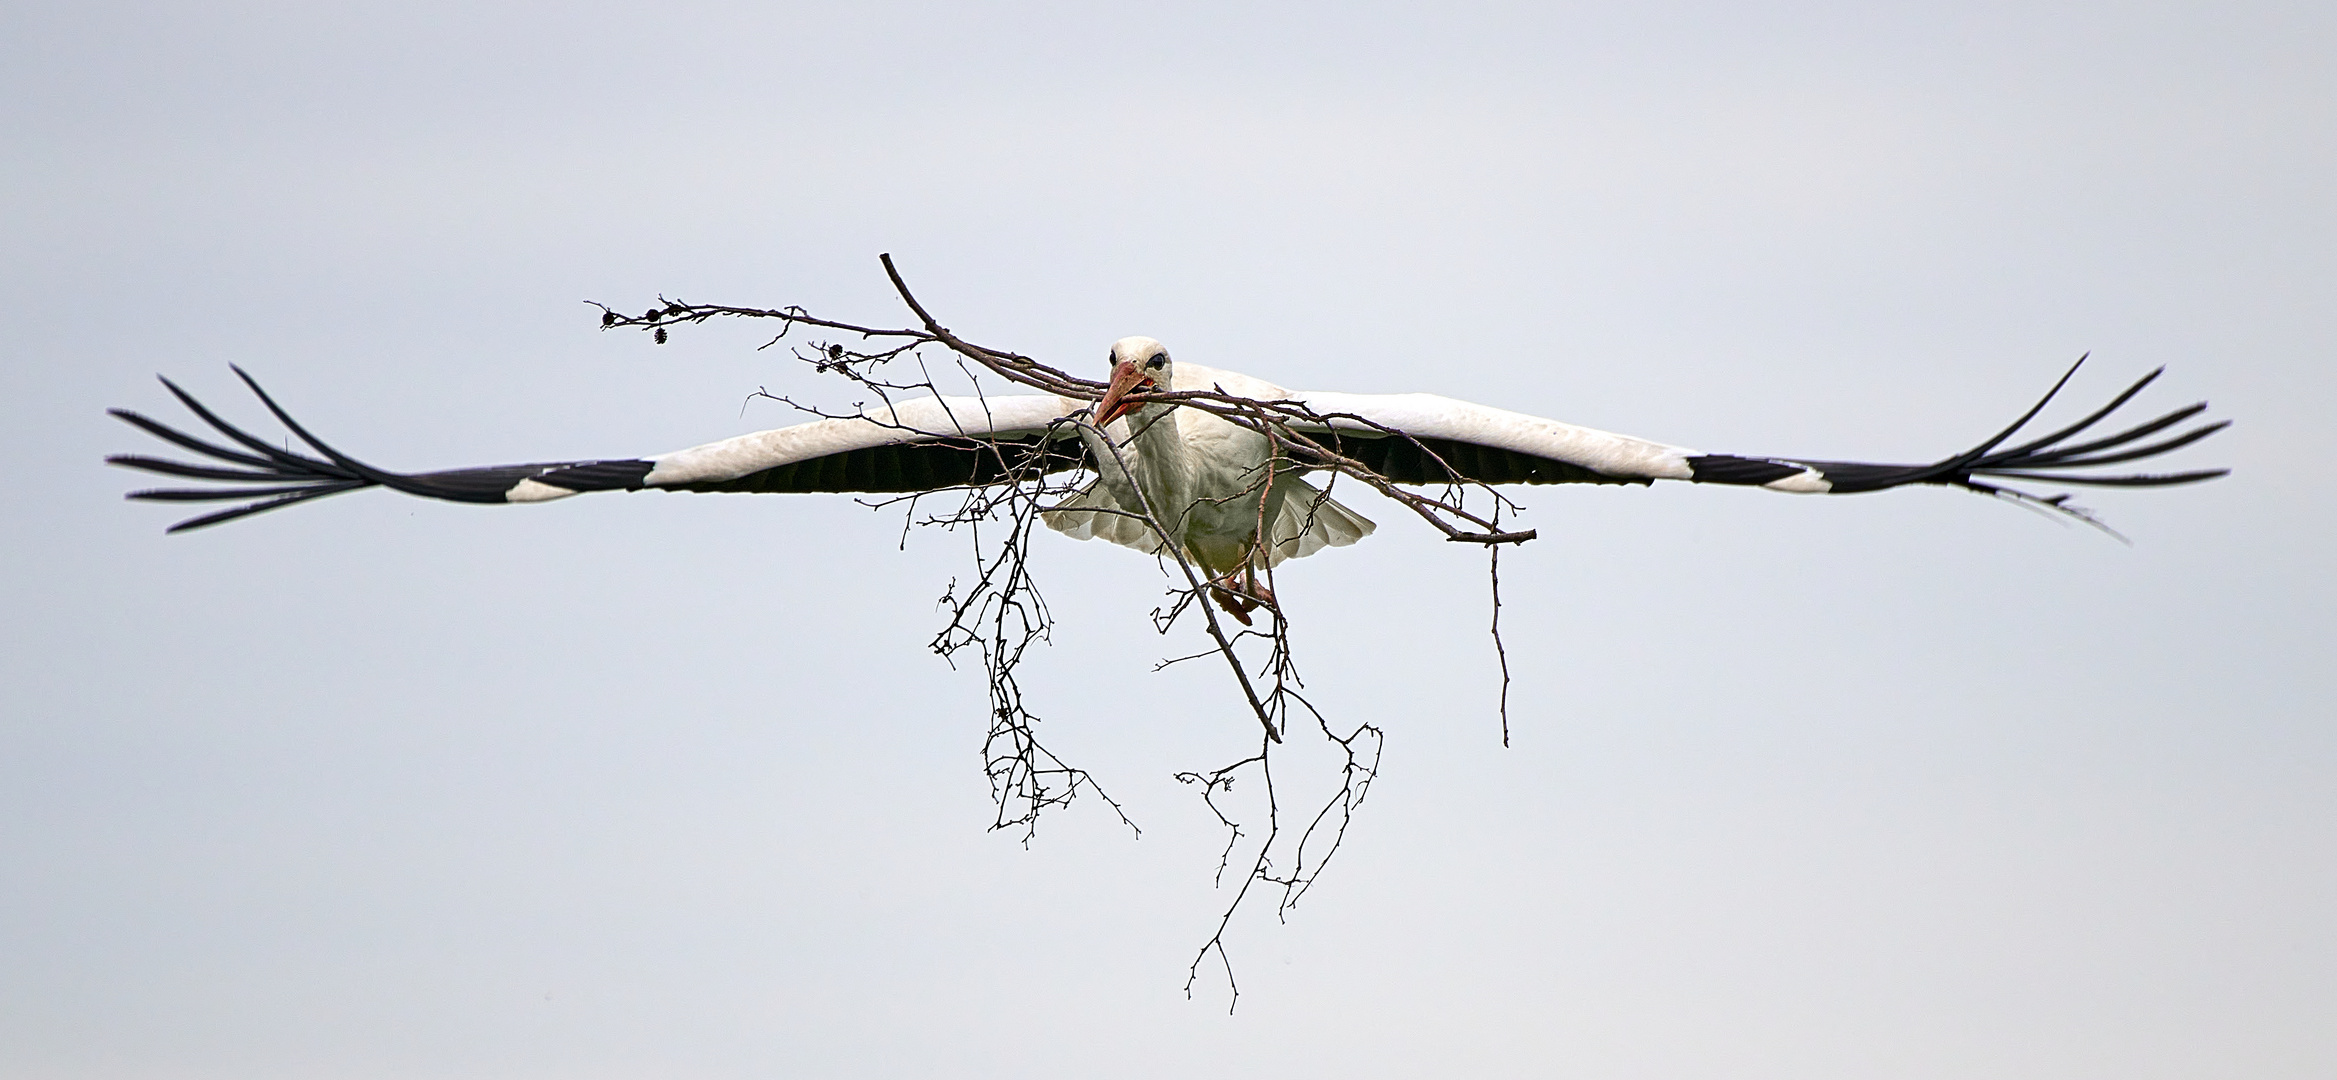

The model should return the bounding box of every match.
[1095,336,1172,427]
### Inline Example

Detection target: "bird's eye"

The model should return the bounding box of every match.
[1146,353,1168,370]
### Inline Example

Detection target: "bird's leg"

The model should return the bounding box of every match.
[1240,564,1276,610]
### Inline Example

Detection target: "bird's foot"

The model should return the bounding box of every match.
[1210,585,1257,626]
[1208,570,1276,627]
[1244,574,1276,609]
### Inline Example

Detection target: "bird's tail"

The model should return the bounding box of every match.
[1041,476,1375,567]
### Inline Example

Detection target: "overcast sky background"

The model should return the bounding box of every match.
[4,2,2331,1076]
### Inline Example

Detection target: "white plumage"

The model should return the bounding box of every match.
[107,339,2229,593]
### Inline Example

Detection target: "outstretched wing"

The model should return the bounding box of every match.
[108,368,1089,533]
[1286,359,2228,501]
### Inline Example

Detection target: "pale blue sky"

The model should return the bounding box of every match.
[4,2,2331,1076]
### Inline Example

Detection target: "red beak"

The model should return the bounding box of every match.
[1094,360,1157,427]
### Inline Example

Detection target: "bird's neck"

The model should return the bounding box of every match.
[1119,402,1195,516]
[1123,401,1183,455]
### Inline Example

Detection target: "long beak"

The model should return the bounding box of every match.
[1094,360,1157,427]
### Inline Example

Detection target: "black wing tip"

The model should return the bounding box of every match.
[113,368,389,533]
[1705,364,2230,513]
[1920,367,2228,533]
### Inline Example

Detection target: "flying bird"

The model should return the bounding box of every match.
[109,337,2228,620]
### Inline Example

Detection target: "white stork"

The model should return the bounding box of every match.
[109,337,2227,620]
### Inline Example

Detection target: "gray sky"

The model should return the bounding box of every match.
[4,2,2331,1076]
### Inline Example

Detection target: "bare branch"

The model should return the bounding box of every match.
[1492,532,1513,748]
